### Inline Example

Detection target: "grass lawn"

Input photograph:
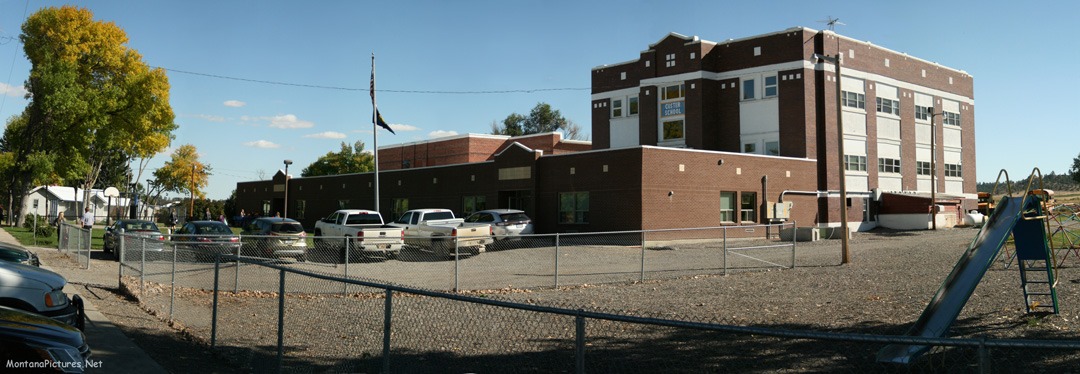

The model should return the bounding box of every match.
[4,226,105,250]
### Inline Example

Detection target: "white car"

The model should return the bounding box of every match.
[464,209,534,239]
[0,261,84,330]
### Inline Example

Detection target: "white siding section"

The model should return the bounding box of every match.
[916,146,931,162]
[877,83,898,99]
[877,117,900,140]
[879,176,902,191]
[942,99,960,113]
[843,111,866,136]
[844,138,867,156]
[878,142,900,159]
[944,150,962,164]
[842,76,864,93]
[915,123,932,145]
[943,127,962,148]
[847,175,869,192]
[917,178,932,192]
[915,92,934,108]
[609,117,639,149]
[739,99,780,135]
[945,180,964,194]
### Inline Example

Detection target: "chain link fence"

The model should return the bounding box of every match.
[57,222,90,269]
[114,225,1080,372]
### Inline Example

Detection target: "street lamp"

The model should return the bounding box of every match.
[283,159,293,220]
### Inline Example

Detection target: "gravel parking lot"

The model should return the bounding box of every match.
[35,227,1080,372]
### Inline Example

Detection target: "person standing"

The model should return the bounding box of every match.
[54,211,66,241]
[81,207,94,230]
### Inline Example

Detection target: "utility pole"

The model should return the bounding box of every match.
[815,48,850,264]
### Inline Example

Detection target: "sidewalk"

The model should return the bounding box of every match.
[0,228,167,374]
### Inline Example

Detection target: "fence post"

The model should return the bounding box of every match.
[453,236,460,292]
[140,236,146,297]
[790,221,797,269]
[978,338,989,374]
[382,289,393,373]
[84,226,90,269]
[554,234,560,288]
[639,230,646,282]
[170,237,176,322]
[211,256,220,349]
[575,311,586,374]
[722,226,728,275]
[234,243,240,294]
[343,238,350,295]
[118,231,125,281]
[276,269,286,372]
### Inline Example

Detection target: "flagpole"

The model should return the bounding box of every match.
[371,53,380,214]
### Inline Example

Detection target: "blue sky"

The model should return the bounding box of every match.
[1,1,1077,199]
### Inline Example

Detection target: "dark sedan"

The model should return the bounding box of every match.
[171,221,241,257]
[103,219,165,254]
[0,305,91,372]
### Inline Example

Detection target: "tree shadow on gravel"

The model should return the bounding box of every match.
[199,319,1080,373]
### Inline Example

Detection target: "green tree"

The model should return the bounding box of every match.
[301,141,374,177]
[1071,152,1080,184]
[491,102,586,140]
[11,6,176,223]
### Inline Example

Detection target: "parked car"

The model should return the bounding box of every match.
[0,243,40,267]
[103,219,165,254]
[0,261,84,330]
[389,209,493,257]
[240,217,308,261]
[0,305,91,372]
[171,221,241,256]
[313,210,404,261]
[464,209,534,239]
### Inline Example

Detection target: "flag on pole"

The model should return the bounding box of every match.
[370,54,394,134]
[376,109,395,134]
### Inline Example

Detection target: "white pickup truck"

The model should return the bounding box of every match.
[313,209,404,261]
[389,209,493,256]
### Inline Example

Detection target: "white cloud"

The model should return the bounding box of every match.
[223,100,246,107]
[304,131,347,139]
[0,82,27,98]
[244,140,280,149]
[192,114,225,122]
[267,114,315,129]
[390,123,419,132]
[428,130,458,139]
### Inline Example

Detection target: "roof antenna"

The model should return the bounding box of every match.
[818,16,845,31]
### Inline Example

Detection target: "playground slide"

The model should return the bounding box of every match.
[877,196,1031,364]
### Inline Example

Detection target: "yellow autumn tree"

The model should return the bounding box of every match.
[13,6,176,219]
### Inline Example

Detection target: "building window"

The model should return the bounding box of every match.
[720,191,735,223]
[463,195,486,216]
[392,198,409,219]
[765,141,780,156]
[764,75,777,98]
[915,105,931,120]
[559,192,589,224]
[295,200,306,219]
[742,78,756,100]
[611,99,623,117]
[661,84,684,100]
[916,161,932,176]
[844,155,867,172]
[628,96,639,116]
[875,97,900,116]
[878,158,901,173]
[740,192,757,223]
[945,164,963,177]
[744,142,757,154]
[842,91,865,109]
[662,120,684,140]
[943,111,961,126]
[665,53,675,68]
[262,200,271,215]
[337,200,349,209]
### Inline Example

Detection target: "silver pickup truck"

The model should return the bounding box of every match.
[389,209,493,257]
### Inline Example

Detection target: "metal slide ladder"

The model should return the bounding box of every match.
[1013,189,1059,314]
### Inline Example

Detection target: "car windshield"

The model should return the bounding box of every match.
[271,222,304,233]
[345,214,382,225]
[125,222,159,231]
[197,224,231,235]
[499,213,530,223]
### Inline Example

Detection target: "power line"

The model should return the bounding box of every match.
[159,67,590,95]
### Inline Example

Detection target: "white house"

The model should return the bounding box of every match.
[21,186,133,224]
